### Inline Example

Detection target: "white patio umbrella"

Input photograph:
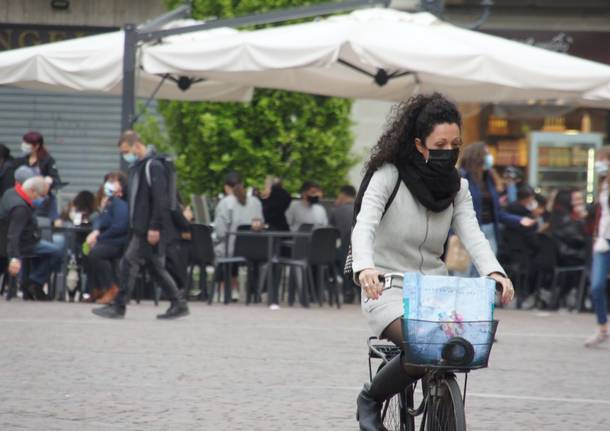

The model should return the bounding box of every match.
[0,27,253,102]
[142,8,610,107]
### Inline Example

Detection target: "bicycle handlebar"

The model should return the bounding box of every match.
[377,272,503,291]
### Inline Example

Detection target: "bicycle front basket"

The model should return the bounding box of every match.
[401,318,499,370]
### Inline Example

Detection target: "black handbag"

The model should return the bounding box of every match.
[343,170,400,282]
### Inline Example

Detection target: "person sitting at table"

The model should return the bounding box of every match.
[285,181,328,231]
[213,172,264,302]
[0,176,63,300]
[84,172,129,304]
[260,176,291,231]
[58,190,99,227]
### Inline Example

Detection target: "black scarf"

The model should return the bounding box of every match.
[395,151,461,212]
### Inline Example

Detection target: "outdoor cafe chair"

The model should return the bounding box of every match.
[232,225,270,304]
[189,224,247,305]
[273,226,340,308]
[534,233,587,310]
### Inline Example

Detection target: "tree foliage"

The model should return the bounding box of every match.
[145,0,355,196]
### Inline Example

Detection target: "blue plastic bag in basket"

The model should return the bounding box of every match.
[402,273,496,365]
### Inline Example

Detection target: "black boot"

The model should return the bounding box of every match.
[92,304,126,319]
[28,282,50,301]
[357,354,414,431]
[157,299,189,320]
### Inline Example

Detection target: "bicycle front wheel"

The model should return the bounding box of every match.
[426,375,466,431]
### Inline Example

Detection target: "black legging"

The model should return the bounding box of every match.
[366,318,425,402]
[87,243,122,291]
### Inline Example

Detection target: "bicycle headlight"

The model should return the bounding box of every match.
[441,337,475,366]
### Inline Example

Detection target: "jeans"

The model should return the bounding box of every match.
[29,240,64,285]
[114,235,181,307]
[590,250,610,325]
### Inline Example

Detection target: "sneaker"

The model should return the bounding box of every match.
[157,301,189,320]
[92,304,126,319]
[585,331,609,348]
[269,304,281,311]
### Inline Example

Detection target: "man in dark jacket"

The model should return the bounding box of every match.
[92,131,189,319]
[0,176,62,299]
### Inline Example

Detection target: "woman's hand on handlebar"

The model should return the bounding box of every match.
[488,272,514,305]
[359,268,384,300]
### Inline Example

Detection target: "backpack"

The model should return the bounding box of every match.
[343,168,401,281]
[145,155,178,212]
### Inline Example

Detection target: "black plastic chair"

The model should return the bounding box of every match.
[189,224,246,305]
[186,224,215,301]
[534,233,587,309]
[273,227,340,308]
[133,266,160,306]
[233,225,269,304]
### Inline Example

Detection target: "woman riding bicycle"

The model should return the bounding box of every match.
[351,93,514,431]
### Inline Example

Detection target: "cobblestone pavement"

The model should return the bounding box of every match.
[0,301,608,430]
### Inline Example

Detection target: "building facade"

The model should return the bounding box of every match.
[0,0,165,197]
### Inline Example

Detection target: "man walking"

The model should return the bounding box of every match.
[92,131,188,319]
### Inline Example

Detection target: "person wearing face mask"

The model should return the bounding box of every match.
[84,172,129,304]
[92,131,189,320]
[585,147,610,347]
[351,93,514,431]
[285,181,328,232]
[16,131,63,222]
[0,176,64,300]
[213,172,264,302]
[458,142,536,277]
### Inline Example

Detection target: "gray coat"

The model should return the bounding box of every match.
[351,163,504,279]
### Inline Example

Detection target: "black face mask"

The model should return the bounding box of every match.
[307,195,320,205]
[426,148,460,173]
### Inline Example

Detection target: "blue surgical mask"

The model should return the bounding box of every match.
[123,153,138,165]
[32,196,46,208]
[21,142,33,155]
[484,153,494,170]
[103,181,116,197]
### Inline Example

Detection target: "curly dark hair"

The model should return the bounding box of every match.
[366,93,462,172]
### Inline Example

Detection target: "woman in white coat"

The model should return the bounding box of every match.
[351,93,514,431]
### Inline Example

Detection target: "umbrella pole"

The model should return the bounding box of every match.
[121,23,137,133]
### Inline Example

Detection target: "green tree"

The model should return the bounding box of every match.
[145,0,355,197]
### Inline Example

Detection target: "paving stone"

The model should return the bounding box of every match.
[0,301,608,430]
